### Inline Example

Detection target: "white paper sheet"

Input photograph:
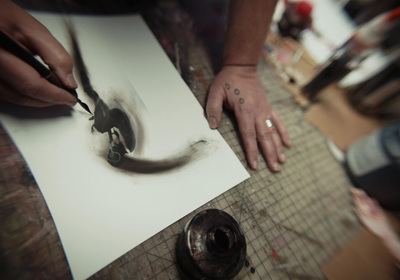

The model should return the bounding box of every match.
[0,13,249,280]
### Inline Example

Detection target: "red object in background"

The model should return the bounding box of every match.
[278,1,313,40]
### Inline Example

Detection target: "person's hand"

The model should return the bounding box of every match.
[0,0,77,107]
[206,65,291,172]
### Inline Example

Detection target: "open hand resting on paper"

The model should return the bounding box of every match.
[206,65,291,172]
[0,0,78,107]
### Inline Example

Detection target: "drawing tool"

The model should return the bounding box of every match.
[0,30,92,114]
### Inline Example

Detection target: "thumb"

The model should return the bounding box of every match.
[206,85,225,129]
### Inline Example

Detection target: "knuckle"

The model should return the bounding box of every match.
[54,52,73,69]
[238,103,253,114]
[258,130,272,141]
[242,130,257,140]
[243,140,256,155]
[274,144,284,154]
[20,80,37,96]
[206,105,222,116]
[263,148,277,164]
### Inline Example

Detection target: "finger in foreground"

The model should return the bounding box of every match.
[0,49,77,106]
[205,87,224,129]
[255,118,280,172]
[270,124,286,164]
[0,80,54,107]
[271,109,291,147]
[235,111,259,170]
[16,13,78,89]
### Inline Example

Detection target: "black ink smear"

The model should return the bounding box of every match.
[234,88,240,95]
[239,98,244,104]
[68,23,215,173]
[118,140,210,174]
[225,83,230,90]
[68,24,136,166]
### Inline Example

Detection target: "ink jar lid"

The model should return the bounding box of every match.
[176,209,246,280]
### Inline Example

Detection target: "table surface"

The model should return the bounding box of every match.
[0,4,361,280]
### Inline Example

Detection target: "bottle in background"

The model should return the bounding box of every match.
[277,1,313,40]
[302,7,400,100]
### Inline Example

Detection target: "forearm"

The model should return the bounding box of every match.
[223,0,277,66]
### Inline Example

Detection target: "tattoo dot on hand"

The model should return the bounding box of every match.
[234,89,240,95]
[225,83,230,90]
[239,98,245,104]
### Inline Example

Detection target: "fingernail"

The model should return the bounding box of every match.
[67,73,78,88]
[251,160,258,170]
[273,163,280,172]
[208,118,217,129]
[279,153,286,163]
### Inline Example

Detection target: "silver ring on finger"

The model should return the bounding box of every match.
[265,119,275,128]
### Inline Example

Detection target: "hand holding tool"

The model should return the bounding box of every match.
[0,30,91,114]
